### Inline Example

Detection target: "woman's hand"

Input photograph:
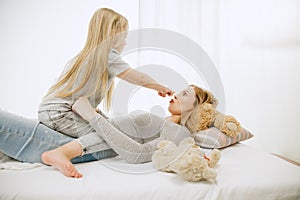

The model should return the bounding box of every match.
[72,97,97,122]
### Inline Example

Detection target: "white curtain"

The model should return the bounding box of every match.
[125,0,223,117]
[139,0,220,65]
[138,0,300,163]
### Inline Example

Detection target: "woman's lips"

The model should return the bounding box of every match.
[169,99,175,103]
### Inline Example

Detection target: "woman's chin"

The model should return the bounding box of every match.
[167,105,174,113]
[168,107,180,115]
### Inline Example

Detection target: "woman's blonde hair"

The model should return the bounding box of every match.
[180,85,218,133]
[191,85,218,107]
[47,8,128,110]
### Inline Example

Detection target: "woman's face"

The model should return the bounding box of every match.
[168,86,197,115]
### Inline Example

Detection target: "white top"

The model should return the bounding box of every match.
[38,49,130,112]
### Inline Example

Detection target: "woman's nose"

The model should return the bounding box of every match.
[174,95,178,99]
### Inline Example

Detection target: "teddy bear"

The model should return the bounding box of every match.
[183,102,242,137]
[152,137,221,182]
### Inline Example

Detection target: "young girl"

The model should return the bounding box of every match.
[38,8,173,177]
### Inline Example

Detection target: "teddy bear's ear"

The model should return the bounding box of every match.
[208,149,221,167]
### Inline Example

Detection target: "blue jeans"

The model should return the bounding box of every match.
[0,110,117,164]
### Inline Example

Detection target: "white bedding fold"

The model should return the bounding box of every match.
[0,152,43,170]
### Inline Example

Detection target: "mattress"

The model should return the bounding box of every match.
[1,143,300,200]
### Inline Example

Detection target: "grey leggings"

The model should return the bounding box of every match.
[88,111,190,164]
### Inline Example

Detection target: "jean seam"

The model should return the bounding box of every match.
[15,121,40,157]
[0,127,64,148]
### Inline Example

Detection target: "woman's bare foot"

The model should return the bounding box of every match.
[42,150,82,178]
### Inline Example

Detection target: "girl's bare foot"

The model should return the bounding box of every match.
[42,149,83,178]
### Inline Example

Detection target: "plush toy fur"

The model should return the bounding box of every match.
[183,101,242,137]
[152,137,221,182]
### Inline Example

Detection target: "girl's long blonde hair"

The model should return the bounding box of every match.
[47,8,128,110]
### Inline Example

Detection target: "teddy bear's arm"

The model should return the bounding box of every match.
[213,112,241,137]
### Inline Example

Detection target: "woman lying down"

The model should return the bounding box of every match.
[0,85,220,178]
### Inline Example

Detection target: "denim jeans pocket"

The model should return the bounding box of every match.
[39,110,93,138]
[38,110,57,130]
[47,110,73,132]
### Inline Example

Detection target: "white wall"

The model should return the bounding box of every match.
[219,0,300,162]
[0,0,139,118]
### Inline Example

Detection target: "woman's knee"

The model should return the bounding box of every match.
[130,111,165,136]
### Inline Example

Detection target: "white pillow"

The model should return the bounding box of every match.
[191,127,254,149]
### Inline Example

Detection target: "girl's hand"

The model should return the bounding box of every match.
[95,107,109,119]
[72,97,97,121]
[158,87,174,97]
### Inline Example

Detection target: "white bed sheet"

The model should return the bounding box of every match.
[0,143,300,200]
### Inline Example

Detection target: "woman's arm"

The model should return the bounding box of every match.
[72,97,162,164]
[117,68,174,97]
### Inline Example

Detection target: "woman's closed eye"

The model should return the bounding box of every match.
[183,90,189,96]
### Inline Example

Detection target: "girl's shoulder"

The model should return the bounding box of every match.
[108,48,120,60]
